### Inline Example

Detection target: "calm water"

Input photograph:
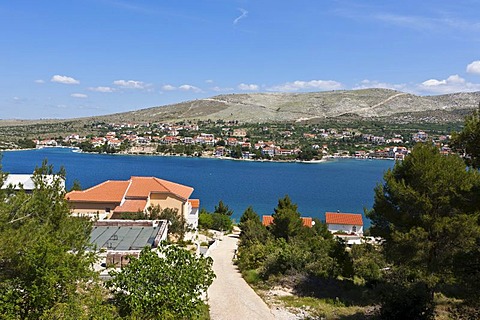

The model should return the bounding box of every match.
[0,148,394,226]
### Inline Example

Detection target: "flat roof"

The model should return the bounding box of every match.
[90,222,166,250]
[2,174,64,191]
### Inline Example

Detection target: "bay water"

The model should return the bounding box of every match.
[0,148,394,227]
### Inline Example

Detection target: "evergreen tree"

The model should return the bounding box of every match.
[239,206,269,248]
[69,179,82,191]
[367,144,480,317]
[0,161,109,319]
[270,195,304,241]
[452,105,480,168]
[239,206,261,229]
[214,200,233,216]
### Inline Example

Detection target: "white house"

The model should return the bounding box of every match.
[1,174,65,193]
[325,212,364,245]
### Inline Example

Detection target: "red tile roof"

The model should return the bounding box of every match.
[301,217,313,228]
[113,199,148,213]
[262,215,274,226]
[262,215,313,228]
[65,176,194,203]
[325,212,363,226]
[126,176,193,200]
[66,180,130,202]
[188,199,200,208]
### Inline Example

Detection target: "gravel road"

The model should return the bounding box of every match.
[207,234,276,320]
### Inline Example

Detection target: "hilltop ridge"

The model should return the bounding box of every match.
[1,89,480,126]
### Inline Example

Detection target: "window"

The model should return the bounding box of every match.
[352,225,357,233]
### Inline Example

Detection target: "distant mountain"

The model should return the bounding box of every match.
[2,89,480,126]
[94,88,480,124]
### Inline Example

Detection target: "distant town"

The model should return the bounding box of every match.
[23,119,455,161]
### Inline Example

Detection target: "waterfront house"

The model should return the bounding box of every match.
[325,212,363,245]
[261,147,276,157]
[65,176,199,230]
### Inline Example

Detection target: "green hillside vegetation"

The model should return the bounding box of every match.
[236,108,480,319]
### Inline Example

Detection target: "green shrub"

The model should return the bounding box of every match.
[242,269,261,285]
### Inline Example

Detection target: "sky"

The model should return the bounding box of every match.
[1,0,480,119]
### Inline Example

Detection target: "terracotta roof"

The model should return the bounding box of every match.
[66,176,194,203]
[188,199,200,208]
[262,215,274,227]
[301,217,313,228]
[126,176,193,200]
[262,215,313,228]
[113,199,148,213]
[66,180,130,202]
[325,212,363,226]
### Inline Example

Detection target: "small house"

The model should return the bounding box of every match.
[325,212,363,245]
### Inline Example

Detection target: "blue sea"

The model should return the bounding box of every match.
[0,148,394,227]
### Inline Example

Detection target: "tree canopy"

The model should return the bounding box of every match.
[452,105,480,168]
[270,195,304,241]
[214,200,233,216]
[107,245,214,319]
[368,143,480,317]
[0,161,111,319]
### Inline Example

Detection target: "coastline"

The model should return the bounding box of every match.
[1,146,396,164]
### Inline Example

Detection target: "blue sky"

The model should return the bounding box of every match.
[2,0,480,119]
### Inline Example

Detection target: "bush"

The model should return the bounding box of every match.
[378,269,435,320]
[242,269,261,284]
[198,211,213,230]
[211,212,232,232]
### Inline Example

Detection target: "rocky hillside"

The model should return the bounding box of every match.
[2,89,480,126]
[95,88,480,124]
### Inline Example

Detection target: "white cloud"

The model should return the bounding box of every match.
[205,79,214,83]
[51,75,80,85]
[233,8,248,25]
[162,84,177,91]
[212,86,234,92]
[418,74,480,94]
[238,83,259,91]
[466,61,480,75]
[88,86,116,93]
[71,93,88,98]
[354,79,406,91]
[113,79,147,89]
[179,84,202,93]
[267,80,343,92]
[34,79,45,84]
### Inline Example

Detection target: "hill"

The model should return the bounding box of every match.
[1,89,479,128]
[84,88,480,124]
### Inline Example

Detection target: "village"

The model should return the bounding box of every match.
[32,119,454,162]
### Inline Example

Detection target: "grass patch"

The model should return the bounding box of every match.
[198,302,211,320]
[242,269,261,285]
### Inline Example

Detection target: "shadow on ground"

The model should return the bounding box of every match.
[288,275,379,308]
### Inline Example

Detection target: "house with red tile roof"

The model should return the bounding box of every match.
[325,212,363,245]
[66,176,199,229]
[262,215,314,228]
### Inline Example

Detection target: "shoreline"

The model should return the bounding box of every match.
[1,146,396,164]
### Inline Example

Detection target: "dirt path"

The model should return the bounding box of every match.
[207,234,276,320]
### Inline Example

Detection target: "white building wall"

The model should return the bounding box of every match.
[328,224,363,235]
[188,206,199,229]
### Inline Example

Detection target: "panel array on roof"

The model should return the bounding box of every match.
[90,225,162,250]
